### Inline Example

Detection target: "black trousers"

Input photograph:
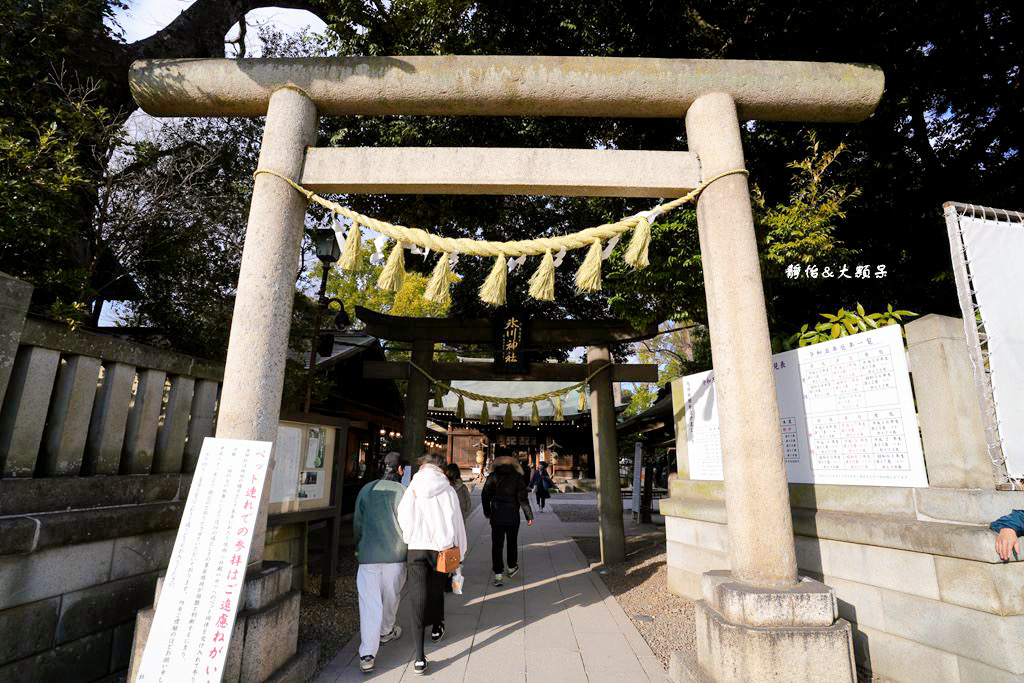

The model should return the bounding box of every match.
[491,523,520,575]
[407,549,446,660]
[535,489,548,508]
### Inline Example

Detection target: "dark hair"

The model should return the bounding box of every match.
[418,452,445,467]
[445,463,461,483]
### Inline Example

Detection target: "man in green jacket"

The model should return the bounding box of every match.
[354,452,408,673]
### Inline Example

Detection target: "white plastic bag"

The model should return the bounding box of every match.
[451,567,464,595]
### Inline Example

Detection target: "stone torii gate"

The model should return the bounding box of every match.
[129,56,883,682]
[354,305,661,565]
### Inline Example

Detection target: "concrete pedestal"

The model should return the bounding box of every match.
[128,561,317,683]
[671,571,855,683]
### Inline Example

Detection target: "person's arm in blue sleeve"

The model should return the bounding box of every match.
[991,509,1024,561]
[991,510,1024,533]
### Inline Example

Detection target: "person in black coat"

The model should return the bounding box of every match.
[530,461,553,511]
[482,454,534,586]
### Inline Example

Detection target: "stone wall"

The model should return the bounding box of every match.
[0,476,186,682]
[663,481,1024,681]
[264,523,309,594]
[0,274,224,682]
[663,315,1024,682]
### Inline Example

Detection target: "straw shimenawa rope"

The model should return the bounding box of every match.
[253,166,748,305]
[408,359,612,419]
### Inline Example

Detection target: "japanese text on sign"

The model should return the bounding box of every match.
[137,438,272,683]
[494,313,529,373]
[682,325,927,487]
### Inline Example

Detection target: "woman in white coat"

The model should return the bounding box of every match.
[397,452,468,675]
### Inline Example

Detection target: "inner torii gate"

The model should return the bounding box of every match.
[355,305,660,564]
[130,56,883,682]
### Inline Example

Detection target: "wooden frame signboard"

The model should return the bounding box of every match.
[269,420,336,514]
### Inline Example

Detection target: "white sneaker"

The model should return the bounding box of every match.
[360,655,374,673]
[380,624,402,644]
[492,573,504,586]
[505,565,520,578]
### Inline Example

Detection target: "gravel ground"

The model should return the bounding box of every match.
[573,529,694,670]
[297,543,359,675]
[550,503,598,523]
[571,522,895,683]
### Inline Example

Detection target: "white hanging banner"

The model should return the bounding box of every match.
[957,215,1024,477]
[137,438,272,683]
[683,325,928,487]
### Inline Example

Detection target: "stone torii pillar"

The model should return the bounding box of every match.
[217,86,317,563]
[686,92,799,588]
[129,56,883,683]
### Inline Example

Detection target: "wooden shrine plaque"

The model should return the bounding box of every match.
[494,313,529,374]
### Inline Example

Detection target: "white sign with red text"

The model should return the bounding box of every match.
[683,325,928,487]
[137,438,272,683]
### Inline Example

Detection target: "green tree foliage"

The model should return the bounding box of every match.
[323,247,450,325]
[788,303,918,349]
[607,134,863,334]
[0,0,127,323]
[103,115,263,356]
[756,133,860,270]
[2,0,1021,352]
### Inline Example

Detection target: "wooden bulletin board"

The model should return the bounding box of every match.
[269,420,336,514]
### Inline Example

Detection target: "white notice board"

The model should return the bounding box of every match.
[269,422,334,512]
[269,425,302,504]
[683,325,928,487]
[137,438,271,682]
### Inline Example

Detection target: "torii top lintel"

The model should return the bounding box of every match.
[129,56,883,122]
[354,306,657,347]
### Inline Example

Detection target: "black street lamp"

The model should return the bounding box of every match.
[314,225,342,264]
[305,226,341,413]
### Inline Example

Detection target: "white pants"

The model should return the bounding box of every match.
[357,562,407,657]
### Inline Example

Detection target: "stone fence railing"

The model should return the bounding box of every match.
[0,274,224,538]
[0,317,223,480]
[0,273,233,680]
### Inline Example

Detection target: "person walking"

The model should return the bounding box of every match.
[397,453,468,675]
[443,463,472,595]
[446,462,471,521]
[353,452,407,673]
[482,452,533,587]
[530,461,553,512]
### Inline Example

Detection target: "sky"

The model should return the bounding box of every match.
[100,1,328,326]
[111,1,327,54]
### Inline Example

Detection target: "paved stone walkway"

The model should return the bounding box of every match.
[315,493,667,682]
